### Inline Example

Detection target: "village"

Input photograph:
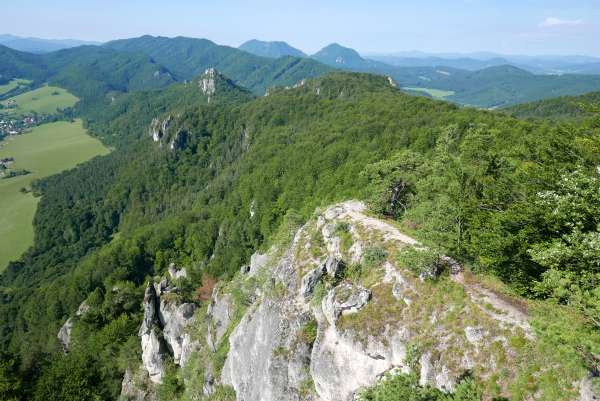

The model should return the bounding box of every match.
[0,115,38,139]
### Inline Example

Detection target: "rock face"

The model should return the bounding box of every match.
[57,300,90,352]
[206,288,233,351]
[139,284,167,384]
[321,282,371,325]
[200,68,217,101]
[300,264,325,300]
[169,130,188,151]
[138,275,199,383]
[126,201,594,401]
[149,115,172,143]
[119,367,156,401]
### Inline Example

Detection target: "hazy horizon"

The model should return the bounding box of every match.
[2,0,599,57]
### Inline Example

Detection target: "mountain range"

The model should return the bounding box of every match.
[0,34,100,53]
[3,35,600,110]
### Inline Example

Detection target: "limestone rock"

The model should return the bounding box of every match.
[158,300,197,365]
[324,256,342,277]
[322,282,371,325]
[119,367,156,401]
[207,288,233,350]
[201,68,217,100]
[140,328,168,384]
[168,263,187,280]
[57,318,74,352]
[300,264,325,300]
[249,251,269,275]
[464,326,484,345]
[149,115,172,143]
[169,130,188,151]
[57,300,91,352]
[221,300,313,401]
[311,326,409,401]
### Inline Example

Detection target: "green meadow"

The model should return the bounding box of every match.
[0,78,32,96]
[402,87,456,99]
[1,85,79,115]
[0,120,109,271]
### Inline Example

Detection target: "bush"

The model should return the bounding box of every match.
[359,372,484,401]
[396,247,443,279]
[362,247,388,269]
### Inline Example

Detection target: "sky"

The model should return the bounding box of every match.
[3,0,600,56]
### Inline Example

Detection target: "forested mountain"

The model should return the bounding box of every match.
[239,39,306,58]
[506,90,600,120]
[310,43,600,107]
[1,66,600,400]
[0,45,46,83]
[104,36,332,93]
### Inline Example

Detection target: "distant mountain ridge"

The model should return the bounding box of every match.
[0,34,100,53]
[104,35,332,94]
[239,39,306,58]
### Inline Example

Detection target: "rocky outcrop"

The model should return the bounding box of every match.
[169,130,188,151]
[206,288,233,351]
[300,264,325,300]
[57,300,90,352]
[126,201,594,401]
[119,367,156,401]
[321,282,371,325]
[149,115,172,143]
[200,68,217,101]
[215,201,583,401]
[168,263,187,280]
[138,275,199,384]
[139,284,167,383]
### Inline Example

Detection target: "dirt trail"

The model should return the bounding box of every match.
[326,200,534,338]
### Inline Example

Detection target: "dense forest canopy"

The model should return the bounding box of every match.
[1,41,600,400]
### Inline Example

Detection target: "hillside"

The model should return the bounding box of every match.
[310,43,600,108]
[105,36,332,93]
[506,90,600,120]
[0,45,46,83]
[1,70,599,400]
[239,39,306,58]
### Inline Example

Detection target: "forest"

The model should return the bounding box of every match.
[1,69,599,400]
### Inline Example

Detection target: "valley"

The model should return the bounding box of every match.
[0,119,109,271]
[1,84,78,116]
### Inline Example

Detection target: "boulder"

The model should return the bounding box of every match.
[324,256,342,277]
[322,282,371,325]
[300,264,326,300]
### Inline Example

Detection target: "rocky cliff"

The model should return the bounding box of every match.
[123,201,597,401]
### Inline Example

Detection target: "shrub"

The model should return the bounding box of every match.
[362,247,388,269]
[396,247,443,279]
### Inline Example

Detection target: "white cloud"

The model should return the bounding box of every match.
[540,17,584,28]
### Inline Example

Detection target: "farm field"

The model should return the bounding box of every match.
[402,86,456,99]
[0,78,32,96]
[0,120,109,271]
[1,85,78,115]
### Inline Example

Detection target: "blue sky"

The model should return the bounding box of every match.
[3,0,600,56]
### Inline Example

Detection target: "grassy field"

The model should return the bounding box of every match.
[0,120,109,271]
[1,85,79,115]
[402,87,455,99]
[0,78,32,96]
